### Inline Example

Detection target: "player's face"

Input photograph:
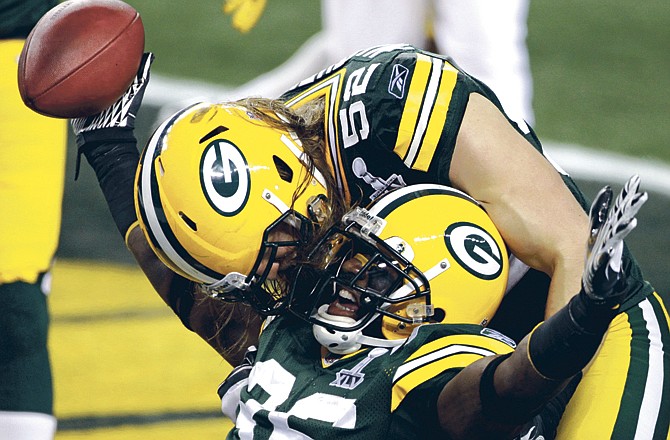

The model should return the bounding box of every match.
[325,253,399,320]
[255,222,299,281]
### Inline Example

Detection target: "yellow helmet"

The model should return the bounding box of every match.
[135,102,328,313]
[288,183,509,353]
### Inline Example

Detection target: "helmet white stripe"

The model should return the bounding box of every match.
[139,103,219,284]
[262,188,290,214]
[280,134,328,189]
[387,258,450,301]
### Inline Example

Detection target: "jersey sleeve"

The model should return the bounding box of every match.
[366,49,468,178]
[283,45,508,204]
[388,324,516,435]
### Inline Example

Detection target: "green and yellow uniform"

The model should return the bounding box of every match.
[280,44,670,439]
[0,1,66,437]
[224,316,515,439]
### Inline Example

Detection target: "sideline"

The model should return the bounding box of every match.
[145,74,670,195]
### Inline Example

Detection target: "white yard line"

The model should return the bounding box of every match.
[544,142,670,195]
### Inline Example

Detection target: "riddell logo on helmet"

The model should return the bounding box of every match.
[200,140,251,216]
[444,222,504,280]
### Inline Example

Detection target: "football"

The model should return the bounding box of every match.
[17,0,145,118]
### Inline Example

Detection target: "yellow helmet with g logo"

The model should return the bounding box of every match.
[372,184,509,339]
[288,183,509,353]
[135,102,328,313]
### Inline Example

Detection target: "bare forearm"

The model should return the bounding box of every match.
[543,258,584,318]
[437,353,566,440]
[451,93,589,319]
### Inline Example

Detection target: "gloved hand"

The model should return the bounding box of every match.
[582,174,647,308]
[70,52,153,179]
[71,52,154,144]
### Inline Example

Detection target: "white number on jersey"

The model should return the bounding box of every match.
[340,64,378,148]
[236,359,357,439]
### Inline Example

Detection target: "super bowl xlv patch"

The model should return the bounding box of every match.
[330,348,389,390]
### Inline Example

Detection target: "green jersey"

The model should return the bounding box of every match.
[224,315,515,439]
[280,45,653,339]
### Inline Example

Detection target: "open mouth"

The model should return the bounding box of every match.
[327,289,360,318]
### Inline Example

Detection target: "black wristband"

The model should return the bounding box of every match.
[479,353,544,425]
[75,127,137,149]
[528,290,615,380]
[80,129,139,237]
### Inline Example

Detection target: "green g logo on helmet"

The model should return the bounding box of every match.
[444,222,504,280]
[200,140,250,217]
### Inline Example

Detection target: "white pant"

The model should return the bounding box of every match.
[232,0,534,126]
[323,0,534,125]
[0,411,56,440]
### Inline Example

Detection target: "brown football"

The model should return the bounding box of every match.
[17,0,145,118]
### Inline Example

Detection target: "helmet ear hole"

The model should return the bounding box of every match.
[432,308,446,323]
[179,212,197,231]
[272,155,294,183]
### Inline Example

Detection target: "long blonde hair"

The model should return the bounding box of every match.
[234,96,347,233]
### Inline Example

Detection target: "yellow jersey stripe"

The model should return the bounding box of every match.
[390,333,514,412]
[556,312,633,437]
[412,63,458,172]
[391,349,485,412]
[403,57,443,168]
[394,343,496,383]
[404,333,514,365]
[653,291,670,330]
[286,72,352,203]
[393,54,433,161]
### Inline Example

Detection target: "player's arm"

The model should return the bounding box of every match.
[450,93,588,318]
[71,54,260,365]
[435,178,647,439]
[125,226,260,364]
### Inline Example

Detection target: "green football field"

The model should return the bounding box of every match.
[124,0,669,160]
[50,1,669,438]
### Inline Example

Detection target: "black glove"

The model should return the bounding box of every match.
[71,52,154,142]
[582,174,647,308]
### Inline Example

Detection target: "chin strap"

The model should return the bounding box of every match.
[312,324,405,355]
[312,305,406,354]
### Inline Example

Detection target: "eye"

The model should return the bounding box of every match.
[367,263,396,292]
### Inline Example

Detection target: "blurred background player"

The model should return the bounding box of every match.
[0,1,67,438]
[225,0,534,126]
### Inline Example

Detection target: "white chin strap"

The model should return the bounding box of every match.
[312,305,404,355]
